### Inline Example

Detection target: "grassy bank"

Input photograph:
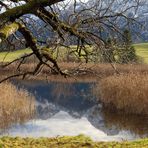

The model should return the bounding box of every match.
[98,73,148,115]
[0,82,35,130]
[0,43,148,63]
[0,135,148,148]
[0,48,32,62]
[134,43,148,63]
[0,46,89,63]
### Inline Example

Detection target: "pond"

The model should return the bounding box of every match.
[1,79,148,141]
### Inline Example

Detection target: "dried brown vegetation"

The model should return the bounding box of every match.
[0,82,35,130]
[98,73,148,115]
[1,62,148,79]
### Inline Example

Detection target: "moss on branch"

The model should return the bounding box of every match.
[0,0,63,25]
[0,22,20,41]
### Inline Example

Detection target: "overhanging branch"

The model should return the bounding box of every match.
[0,0,64,26]
[0,22,20,43]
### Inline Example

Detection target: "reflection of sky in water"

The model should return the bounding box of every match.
[2,111,139,141]
[3,79,148,141]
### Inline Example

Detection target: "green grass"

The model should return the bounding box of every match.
[134,43,148,63]
[0,48,32,62]
[0,135,148,148]
[0,46,92,63]
[0,43,148,63]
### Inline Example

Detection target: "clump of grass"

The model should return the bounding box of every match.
[0,135,148,148]
[98,73,148,115]
[0,82,35,130]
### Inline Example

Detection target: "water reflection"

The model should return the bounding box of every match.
[3,110,140,141]
[101,109,148,137]
[2,79,148,141]
[13,80,96,117]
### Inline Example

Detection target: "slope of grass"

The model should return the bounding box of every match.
[0,45,93,63]
[0,43,148,63]
[0,48,32,62]
[134,43,148,63]
[0,135,148,148]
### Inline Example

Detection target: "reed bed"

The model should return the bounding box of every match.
[16,63,148,75]
[98,73,148,115]
[0,82,35,130]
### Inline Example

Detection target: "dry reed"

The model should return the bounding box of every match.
[0,82,35,130]
[1,62,148,79]
[98,73,148,115]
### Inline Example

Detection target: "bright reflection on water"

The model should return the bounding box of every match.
[3,111,140,141]
[1,79,148,141]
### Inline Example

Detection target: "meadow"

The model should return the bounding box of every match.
[0,42,148,63]
[0,48,32,62]
[134,42,148,63]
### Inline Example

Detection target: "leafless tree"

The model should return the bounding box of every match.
[0,0,144,82]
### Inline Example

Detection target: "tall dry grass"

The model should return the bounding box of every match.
[1,62,148,80]
[98,73,148,115]
[0,82,35,130]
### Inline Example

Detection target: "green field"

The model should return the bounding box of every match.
[0,43,148,63]
[0,46,91,63]
[0,48,32,62]
[134,43,148,63]
[0,135,148,148]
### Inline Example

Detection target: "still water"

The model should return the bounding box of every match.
[1,79,148,141]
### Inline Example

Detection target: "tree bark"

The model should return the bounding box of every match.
[0,0,64,26]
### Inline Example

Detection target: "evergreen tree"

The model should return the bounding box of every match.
[118,29,138,63]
